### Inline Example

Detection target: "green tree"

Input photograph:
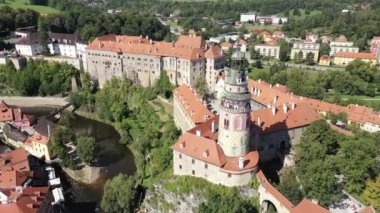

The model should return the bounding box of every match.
[277,168,304,205]
[154,70,173,98]
[361,175,380,211]
[293,8,301,16]
[250,47,260,60]
[294,51,303,64]
[194,75,209,98]
[319,43,330,57]
[306,52,315,65]
[38,17,50,55]
[336,138,377,194]
[101,174,136,213]
[76,136,97,164]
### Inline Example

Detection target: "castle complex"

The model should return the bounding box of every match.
[86,30,224,88]
[172,53,259,186]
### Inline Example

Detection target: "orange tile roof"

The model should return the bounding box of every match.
[0,149,30,173]
[251,103,320,134]
[25,133,50,146]
[249,79,380,126]
[291,199,329,213]
[256,170,295,211]
[174,85,214,124]
[320,55,330,61]
[205,44,223,59]
[360,206,376,213]
[172,132,226,166]
[0,170,29,188]
[335,52,376,59]
[329,124,354,136]
[0,187,50,213]
[0,100,14,122]
[87,34,206,61]
[221,150,258,172]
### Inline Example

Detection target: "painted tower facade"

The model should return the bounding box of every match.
[218,52,251,157]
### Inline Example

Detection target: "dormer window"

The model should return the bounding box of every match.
[180,142,185,149]
[203,150,209,158]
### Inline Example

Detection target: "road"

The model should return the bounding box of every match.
[260,60,345,71]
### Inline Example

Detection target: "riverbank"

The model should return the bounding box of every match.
[63,165,102,184]
[0,96,70,108]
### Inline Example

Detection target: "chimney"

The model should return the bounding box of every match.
[47,124,51,138]
[276,83,280,87]
[270,84,273,88]
[238,156,245,169]
[145,35,149,39]
[211,120,217,132]
[273,96,278,104]
[150,39,152,44]
[272,105,276,115]
[291,102,296,110]
[258,79,262,83]
[257,117,261,125]
[283,104,288,114]
[196,129,201,136]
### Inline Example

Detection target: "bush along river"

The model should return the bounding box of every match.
[22,107,136,212]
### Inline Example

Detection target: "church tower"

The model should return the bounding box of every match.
[218,52,251,157]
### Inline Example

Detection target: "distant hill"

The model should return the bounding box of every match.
[0,0,60,14]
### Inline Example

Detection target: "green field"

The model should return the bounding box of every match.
[285,9,322,20]
[0,0,60,14]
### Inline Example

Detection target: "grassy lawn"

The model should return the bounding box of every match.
[148,97,173,123]
[284,9,322,20]
[245,23,281,32]
[0,0,60,14]
[341,95,380,100]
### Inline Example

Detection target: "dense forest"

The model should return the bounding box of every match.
[0,1,170,42]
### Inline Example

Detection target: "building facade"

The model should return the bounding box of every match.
[334,52,377,66]
[290,41,320,62]
[86,32,224,88]
[254,44,280,59]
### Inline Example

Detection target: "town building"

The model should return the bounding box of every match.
[205,44,225,91]
[272,31,286,39]
[290,41,320,62]
[173,85,213,132]
[333,52,377,66]
[254,43,280,59]
[329,35,359,56]
[319,55,331,66]
[370,36,380,63]
[240,12,256,23]
[15,32,87,69]
[0,149,31,189]
[0,101,36,130]
[172,53,259,186]
[86,30,224,88]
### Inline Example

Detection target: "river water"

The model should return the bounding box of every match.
[21,107,137,212]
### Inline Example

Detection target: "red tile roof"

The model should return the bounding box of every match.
[0,170,30,188]
[251,103,320,134]
[360,206,376,213]
[257,170,295,211]
[87,34,206,61]
[172,132,226,166]
[174,85,214,124]
[0,187,50,213]
[205,44,223,59]
[320,55,330,61]
[291,199,329,213]
[0,149,30,173]
[0,101,14,122]
[248,79,380,126]
[335,52,376,59]
[221,41,232,48]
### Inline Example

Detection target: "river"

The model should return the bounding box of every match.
[21,107,137,212]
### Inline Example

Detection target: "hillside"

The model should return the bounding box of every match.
[0,0,60,14]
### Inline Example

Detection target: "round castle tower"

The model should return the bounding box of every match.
[218,52,251,157]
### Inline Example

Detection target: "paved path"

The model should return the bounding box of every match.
[0,96,69,107]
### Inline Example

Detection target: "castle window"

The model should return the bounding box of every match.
[179,165,182,169]
[179,154,182,159]
[205,163,208,169]
[192,170,195,175]
[192,159,195,164]
[224,119,230,129]
[228,173,231,178]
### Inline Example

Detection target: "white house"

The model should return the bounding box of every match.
[240,13,256,23]
[15,33,42,56]
[254,44,280,59]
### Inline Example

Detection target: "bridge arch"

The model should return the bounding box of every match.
[261,199,278,213]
